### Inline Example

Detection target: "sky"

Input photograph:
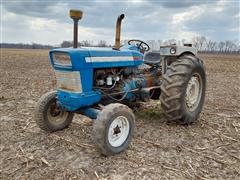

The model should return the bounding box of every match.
[1,0,239,45]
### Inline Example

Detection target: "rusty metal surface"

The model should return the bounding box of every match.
[69,9,83,48]
[142,74,155,87]
[114,14,125,50]
[73,20,78,48]
[69,9,83,20]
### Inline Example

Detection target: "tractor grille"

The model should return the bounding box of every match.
[55,70,82,93]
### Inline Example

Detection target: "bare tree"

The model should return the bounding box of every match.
[206,40,217,52]
[81,40,93,47]
[97,40,107,47]
[192,36,206,51]
[61,41,72,48]
[218,41,225,52]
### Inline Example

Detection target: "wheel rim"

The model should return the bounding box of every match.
[108,116,130,147]
[47,102,69,126]
[185,73,202,112]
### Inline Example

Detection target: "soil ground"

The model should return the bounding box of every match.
[0,48,240,179]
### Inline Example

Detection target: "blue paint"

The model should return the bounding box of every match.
[49,45,144,112]
[123,77,147,101]
[80,107,100,119]
[49,46,144,70]
[57,90,101,111]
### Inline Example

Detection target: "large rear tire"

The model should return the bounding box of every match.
[35,91,74,132]
[160,55,206,124]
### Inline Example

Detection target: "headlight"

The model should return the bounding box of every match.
[52,52,72,66]
[55,70,82,93]
[170,47,176,54]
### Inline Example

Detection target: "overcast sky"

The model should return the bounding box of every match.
[1,0,239,45]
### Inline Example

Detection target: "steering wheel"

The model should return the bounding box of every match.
[128,39,150,53]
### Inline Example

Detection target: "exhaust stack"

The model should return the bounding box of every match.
[114,14,125,50]
[69,9,83,48]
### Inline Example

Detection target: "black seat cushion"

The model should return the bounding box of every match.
[144,52,161,65]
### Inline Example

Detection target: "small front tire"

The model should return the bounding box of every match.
[92,103,135,156]
[35,91,74,132]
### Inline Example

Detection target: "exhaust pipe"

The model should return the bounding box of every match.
[69,9,83,48]
[114,14,125,50]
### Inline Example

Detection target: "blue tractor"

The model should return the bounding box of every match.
[35,10,206,155]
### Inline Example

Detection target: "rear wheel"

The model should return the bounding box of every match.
[160,55,206,124]
[35,91,74,132]
[92,103,135,156]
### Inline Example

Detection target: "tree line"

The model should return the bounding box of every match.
[145,36,239,53]
[0,43,53,49]
[60,40,110,48]
[1,36,239,54]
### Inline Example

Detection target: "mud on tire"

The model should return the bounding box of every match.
[160,54,206,124]
[92,103,135,156]
[35,91,74,132]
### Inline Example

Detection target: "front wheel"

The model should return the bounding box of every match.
[92,103,135,156]
[35,91,74,132]
[160,54,206,124]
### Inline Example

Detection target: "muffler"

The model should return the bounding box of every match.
[114,14,125,50]
[69,9,83,48]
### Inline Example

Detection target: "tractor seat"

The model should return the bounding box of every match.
[144,52,161,65]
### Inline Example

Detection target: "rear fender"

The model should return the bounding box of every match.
[160,45,197,74]
[160,45,197,57]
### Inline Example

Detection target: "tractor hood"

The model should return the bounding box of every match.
[49,46,143,70]
[49,46,144,111]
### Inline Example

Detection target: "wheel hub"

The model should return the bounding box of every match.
[113,125,121,135]
[108,116,130,147]
[49,105,61,117]
[47,102,69,125]
[185,74,202,111]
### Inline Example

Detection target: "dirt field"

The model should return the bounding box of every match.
[0,48,239,180]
